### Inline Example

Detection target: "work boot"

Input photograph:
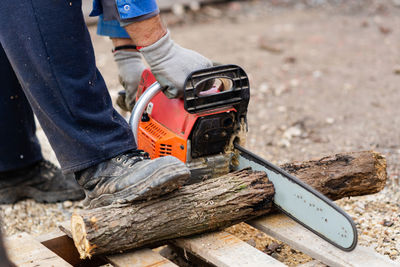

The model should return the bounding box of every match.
[0,160,85,204]
[75,150,190,209]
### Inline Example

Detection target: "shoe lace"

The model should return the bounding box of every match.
[115,150,150,167]
[38,160,59,180]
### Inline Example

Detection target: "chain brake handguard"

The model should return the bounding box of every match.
[183,64,250,119]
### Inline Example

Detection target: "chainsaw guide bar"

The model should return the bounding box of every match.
[234,143,358,251]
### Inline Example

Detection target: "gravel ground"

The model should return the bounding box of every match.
[1,0,400,265]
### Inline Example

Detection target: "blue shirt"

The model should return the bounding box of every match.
[91,0,158,20]
[97,15,130,38]
[91,0,158,38]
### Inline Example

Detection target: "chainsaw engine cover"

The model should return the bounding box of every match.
[135,64,249,182]
[190,112,235,158]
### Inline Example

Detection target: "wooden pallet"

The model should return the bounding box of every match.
[5,213,399,267]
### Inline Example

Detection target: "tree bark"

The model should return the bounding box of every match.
[72,169,274,258]
[71,150,386,259]
[280,150,387,200]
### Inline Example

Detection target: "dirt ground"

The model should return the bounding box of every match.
[1,0,400,265]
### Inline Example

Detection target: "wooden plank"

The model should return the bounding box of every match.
[5,233,72,267]
[36,228,66,243]
[249,213,400,267]
[37,229,79,265]
[107,249,178,267]
[37,229,97,267]
[173,231,286,267]
[59,221,177,267]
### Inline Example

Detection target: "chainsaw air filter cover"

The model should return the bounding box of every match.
[190,112,235,158]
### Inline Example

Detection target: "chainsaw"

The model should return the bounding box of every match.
[129,64,357,251]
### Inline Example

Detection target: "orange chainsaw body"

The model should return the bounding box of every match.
[134,65,249,179]
[136,69,237,163]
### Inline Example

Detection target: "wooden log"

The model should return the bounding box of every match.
[72,169,275,258]
[71,151,386,259]
[280,151,387,200]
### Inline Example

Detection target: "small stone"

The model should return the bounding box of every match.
[393,66,400,75]
[290,79,299,87]
[313,70,322,78]
[63,201,73,209]
[259,83,269,93]
[383,220,394,227]
[246,239,256,247]
[326,117,335,124]
[271,252,280,259]
[277,106,287,113]
[354,207,365,214]
[361,21,369,27]
[274,84,287,96]
[283,126,302,140]
[268,242,282,252]
[4,207,13,216]
[258,37,284,54]
[343,83,353,91]
[283,56,297,64]
[379,25,392,35]
[278,138,291,148]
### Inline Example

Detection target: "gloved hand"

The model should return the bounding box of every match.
[114,50,147,111]
[140,31,213,98]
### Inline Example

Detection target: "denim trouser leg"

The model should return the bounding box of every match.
[0,0,136,173]
[0,44,43,172]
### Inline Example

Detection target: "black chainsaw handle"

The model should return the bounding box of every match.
[183,64,250,116]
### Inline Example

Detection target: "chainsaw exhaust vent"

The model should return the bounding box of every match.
[159,144,172,156]
[137,119,187,162]
[144,123,167,139]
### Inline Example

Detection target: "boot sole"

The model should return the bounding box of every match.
[87,160,190,208]
[0,186,85,204]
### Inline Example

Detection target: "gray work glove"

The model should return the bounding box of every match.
[114,50,147,111]
[140,31,213,98]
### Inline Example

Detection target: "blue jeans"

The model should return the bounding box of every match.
[0,0,136,173]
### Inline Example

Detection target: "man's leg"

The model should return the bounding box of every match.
[0,43,42,172]
[0,0,189,208]
[0,0,135,173]
[0,44,84,203]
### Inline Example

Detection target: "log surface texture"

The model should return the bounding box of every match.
[280,150,386,200]
[72,169,274,258]
[72,150,386,258]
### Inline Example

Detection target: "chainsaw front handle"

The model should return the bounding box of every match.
[129,81,163,144]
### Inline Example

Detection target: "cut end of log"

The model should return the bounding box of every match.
[71,214,94,259]
[372,151,387,191]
